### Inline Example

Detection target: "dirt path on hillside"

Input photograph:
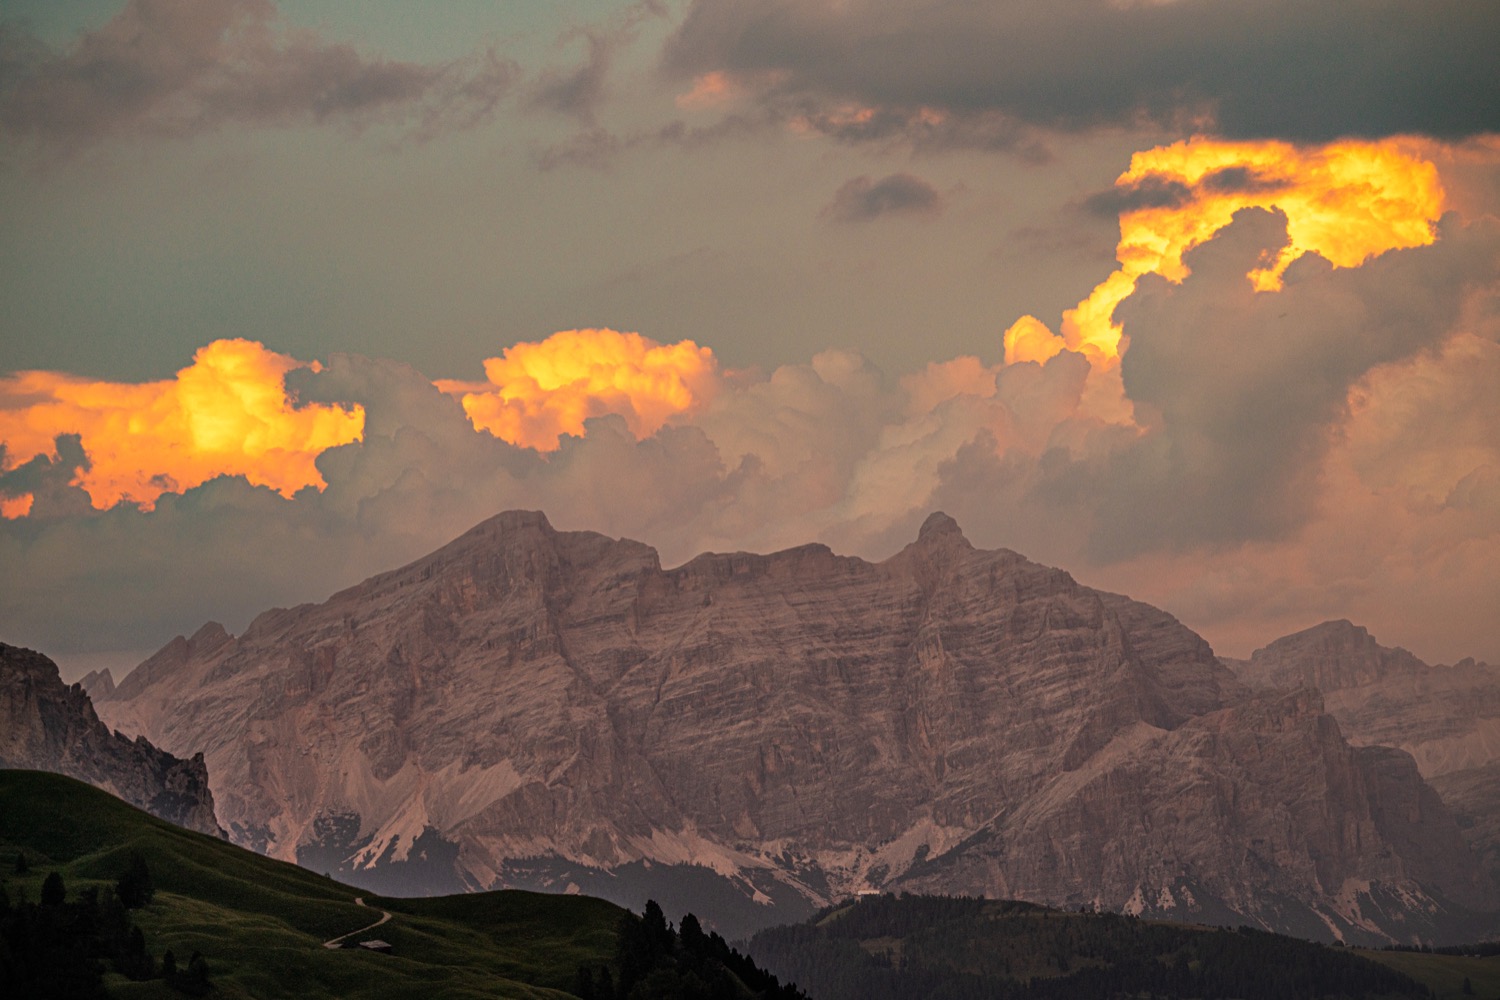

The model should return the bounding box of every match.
[322,896,393,949]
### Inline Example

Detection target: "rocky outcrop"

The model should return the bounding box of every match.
[95,511,1494,942]
[0,643,223,838]
[1228,620,1500,892]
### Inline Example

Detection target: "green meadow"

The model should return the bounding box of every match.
[0,769,622,999]
[1361,949,1500,1000]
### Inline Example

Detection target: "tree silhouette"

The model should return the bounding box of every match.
[167,951,211,997]
[40,872,65,907]
[116,852,154,909]
[591,901,807,1000]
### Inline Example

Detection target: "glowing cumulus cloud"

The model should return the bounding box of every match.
[437,329,719,451]
[1005,137,1446,368]
[0,339,365,512]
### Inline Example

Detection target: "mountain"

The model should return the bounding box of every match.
[1228,620,1500,890]
[0,643,222,838]
[95,510,1497,943]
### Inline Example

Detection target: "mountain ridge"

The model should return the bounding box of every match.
[94,510,1497,943]
[1227,619,1500,894]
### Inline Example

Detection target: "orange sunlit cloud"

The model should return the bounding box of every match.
[0,339,365,512]
[0,493,33,520]
[676,71,739,109]
[1005,137,1447,368]
[436,329,720,451]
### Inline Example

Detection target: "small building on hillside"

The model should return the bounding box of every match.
[357,940,392,954]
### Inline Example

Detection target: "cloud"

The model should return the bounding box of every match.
[534,125,625,171]
[823,172,944,223]
[534,111,783,171]
[2,140,1496,676]
[527,32,616,123]
[1045,207,1500,559]
[1005,136,1447,371]
[1082,167,1289,217]
[436,329,721,451]
[1083,326,1500,666]
[0,0,516,149]
[0,339,364,511]
[662,0,1500,144]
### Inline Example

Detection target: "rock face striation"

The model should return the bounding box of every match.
[95,511,1494,942]
[1228,620,1500,895]
[0,643,223,838]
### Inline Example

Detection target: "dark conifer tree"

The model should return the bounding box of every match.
[680,913,707,953]
[40,871,65,907]
[574,964,597,1000]
[123,925,153,980]
[116,852,154,909]
[12,851,28,875]
[173,951,210,997]
[643,899,675,953]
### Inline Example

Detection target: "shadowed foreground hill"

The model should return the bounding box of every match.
[0,770,621,998]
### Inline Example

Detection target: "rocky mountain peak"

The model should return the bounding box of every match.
[79,667,115,700]
[1240,619,1425,693]
[917,510,967,544]
[188,621,233,652]
[891,512,980,587]
[0,643,223,838]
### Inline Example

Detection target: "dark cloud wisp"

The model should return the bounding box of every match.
[663,0,1500,143]
[823,172,944,223]
[0,0,517,149]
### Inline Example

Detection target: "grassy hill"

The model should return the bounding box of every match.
[749,893,1500,1000]
[0,769,621,999]
[1361,948,1500,1000]
[11,767,1493,1000]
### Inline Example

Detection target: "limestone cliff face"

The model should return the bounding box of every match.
[0,643,223,838]
[1228,620,1500,894]
[95,512,1493,941]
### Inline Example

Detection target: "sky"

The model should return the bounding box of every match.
[1,0,1498,682]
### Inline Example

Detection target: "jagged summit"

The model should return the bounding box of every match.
[79,667,115,700]
[917,510,966,543]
